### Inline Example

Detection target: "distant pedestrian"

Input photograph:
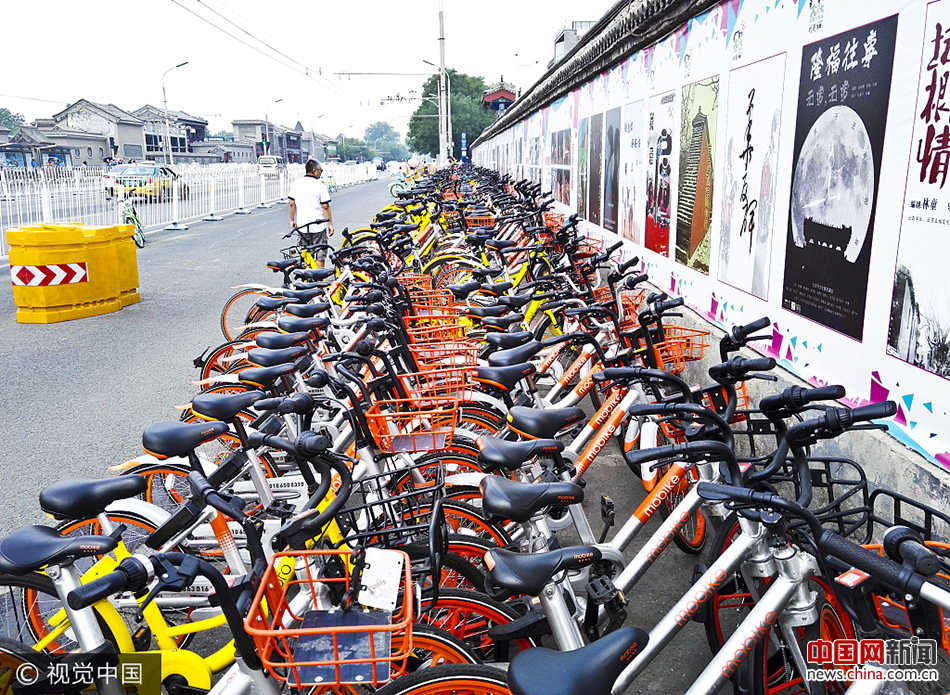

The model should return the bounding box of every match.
[30,159,37,167]
[288,159,334,268]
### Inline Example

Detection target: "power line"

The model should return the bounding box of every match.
[0,94,71,106]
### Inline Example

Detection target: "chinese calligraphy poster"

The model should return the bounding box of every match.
[589,112,604,226]
[620,100,646,243]
[888,1,950,378]
[604,107,622,233]
[782,15,898,340]
[646,91,677,256]
[718,53,786,299]
[577,117,589,220]
[675,76,719,273]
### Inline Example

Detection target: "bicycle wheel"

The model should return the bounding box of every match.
[373,664,511,695]
[132,225,146,249]
[403,545,484,593]
[0,636,56,695]
[417,589,535,662]
[219,288,266,341]
[655,463,707,554]
[0,573,119,654]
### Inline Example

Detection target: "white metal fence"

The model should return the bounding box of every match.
[0,161,380,257]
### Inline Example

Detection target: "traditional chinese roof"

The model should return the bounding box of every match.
[54,99,143,125]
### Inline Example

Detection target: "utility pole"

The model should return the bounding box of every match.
[438,1,447,166]
[161,61,189,165]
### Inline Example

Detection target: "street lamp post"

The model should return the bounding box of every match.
[423,58,452,164]
[263,98,284,156]
[161,61,189,165]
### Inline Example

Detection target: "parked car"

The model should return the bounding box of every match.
[257,155,284,177]
[103,164,189,201]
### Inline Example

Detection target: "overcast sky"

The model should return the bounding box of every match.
[2,0,613,141]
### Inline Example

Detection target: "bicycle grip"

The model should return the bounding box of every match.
[850,402,897,422]
[759,385,846,413]
[624,273,648,289]
[605,240,623,255]
[819,530,923,596]
[618,255,640,273]
[732,317,771,341]
[67,569,132,610]
[739,357,776,372]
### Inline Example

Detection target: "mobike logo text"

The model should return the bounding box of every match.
[573,551,596,563]
[635,469,684,522]
[647,511,690,563]
[539,344,562,372]
[573,363,605,399]
[673,569,728,626]
[588,389,625,431]
[577,407,626,474]
[621,642,641,662]
[721,611,779,678]
[558,351,591,387]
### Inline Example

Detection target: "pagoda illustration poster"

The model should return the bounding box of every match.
[603,107,622,233]
[620,100,645,244]
[589,112,604,226]
[888,0,950,379]
[781,15,898,341]
[675,76,719,273]
[718,53,786,299]
[646,91,677,256]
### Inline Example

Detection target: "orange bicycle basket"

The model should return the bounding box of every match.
[365,396,459,453]
[397,273,432,291]
[244,548,414,688]
[396,367,475,401]
[408,340,479,369]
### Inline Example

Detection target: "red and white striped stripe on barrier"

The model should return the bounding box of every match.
[10,263,88,286]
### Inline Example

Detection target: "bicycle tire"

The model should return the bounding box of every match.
[0,636,58,695]
[132,227,146,248]
[373,663,510,695]
[0,573,119,654]
[219,288,265,341]
[403,545,484,593]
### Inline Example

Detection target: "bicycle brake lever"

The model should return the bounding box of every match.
[748,372,778,382]
[135,555,200,620]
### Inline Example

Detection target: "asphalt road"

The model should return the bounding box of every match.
[0,177,394,529]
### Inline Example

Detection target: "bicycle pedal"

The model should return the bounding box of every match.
[131,625,152,651]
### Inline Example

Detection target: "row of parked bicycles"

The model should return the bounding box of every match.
[1,165,948,695]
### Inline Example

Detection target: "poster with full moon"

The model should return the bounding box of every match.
[646,91,677,257]
[781,15,898,341]
[888,0,950,379]
[620,100,646,244]
[718,52,786,299]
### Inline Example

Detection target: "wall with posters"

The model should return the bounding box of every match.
[474,0,950,476]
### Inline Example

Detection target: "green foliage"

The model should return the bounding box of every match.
[407,70,496,158]
[0,107,25,136]
[364,121,400,144]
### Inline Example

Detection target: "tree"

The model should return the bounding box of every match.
[0,108,25,136]
[407,70,496,158]
[365,121,400,144]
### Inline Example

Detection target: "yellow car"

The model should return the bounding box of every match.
[104,163,190,201]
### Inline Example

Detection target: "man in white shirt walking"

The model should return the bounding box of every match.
[288,159,335,267]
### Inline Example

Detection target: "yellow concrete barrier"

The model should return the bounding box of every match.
[6,223,141,324]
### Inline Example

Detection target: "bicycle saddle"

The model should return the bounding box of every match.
[0,526,117,575]
[191,390,264,422]
[247,346,308,368]
[509,627,649,695]
[480,475,583,523]
[255,296,295,311]
[266,259,297,271]
[485,238,518,252]
[465,304,509,319]
[255,331,310,350]
[485,544,598,596]
[448,280,481,299]
[277,316,329,334]
[280,288,324,303]
[40,477,147,521]
[484,331,532,350]
[497,292,534,310]
[239,364,295,389]
[474,364,536,395]
[482,313,524,331]
[284,302,330,318]
[295,267,335,281]
[142,421,229,459]
[487,341,544,368]
[476,435,562,473]
[506,405,586,439]
[481,281,513,296]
